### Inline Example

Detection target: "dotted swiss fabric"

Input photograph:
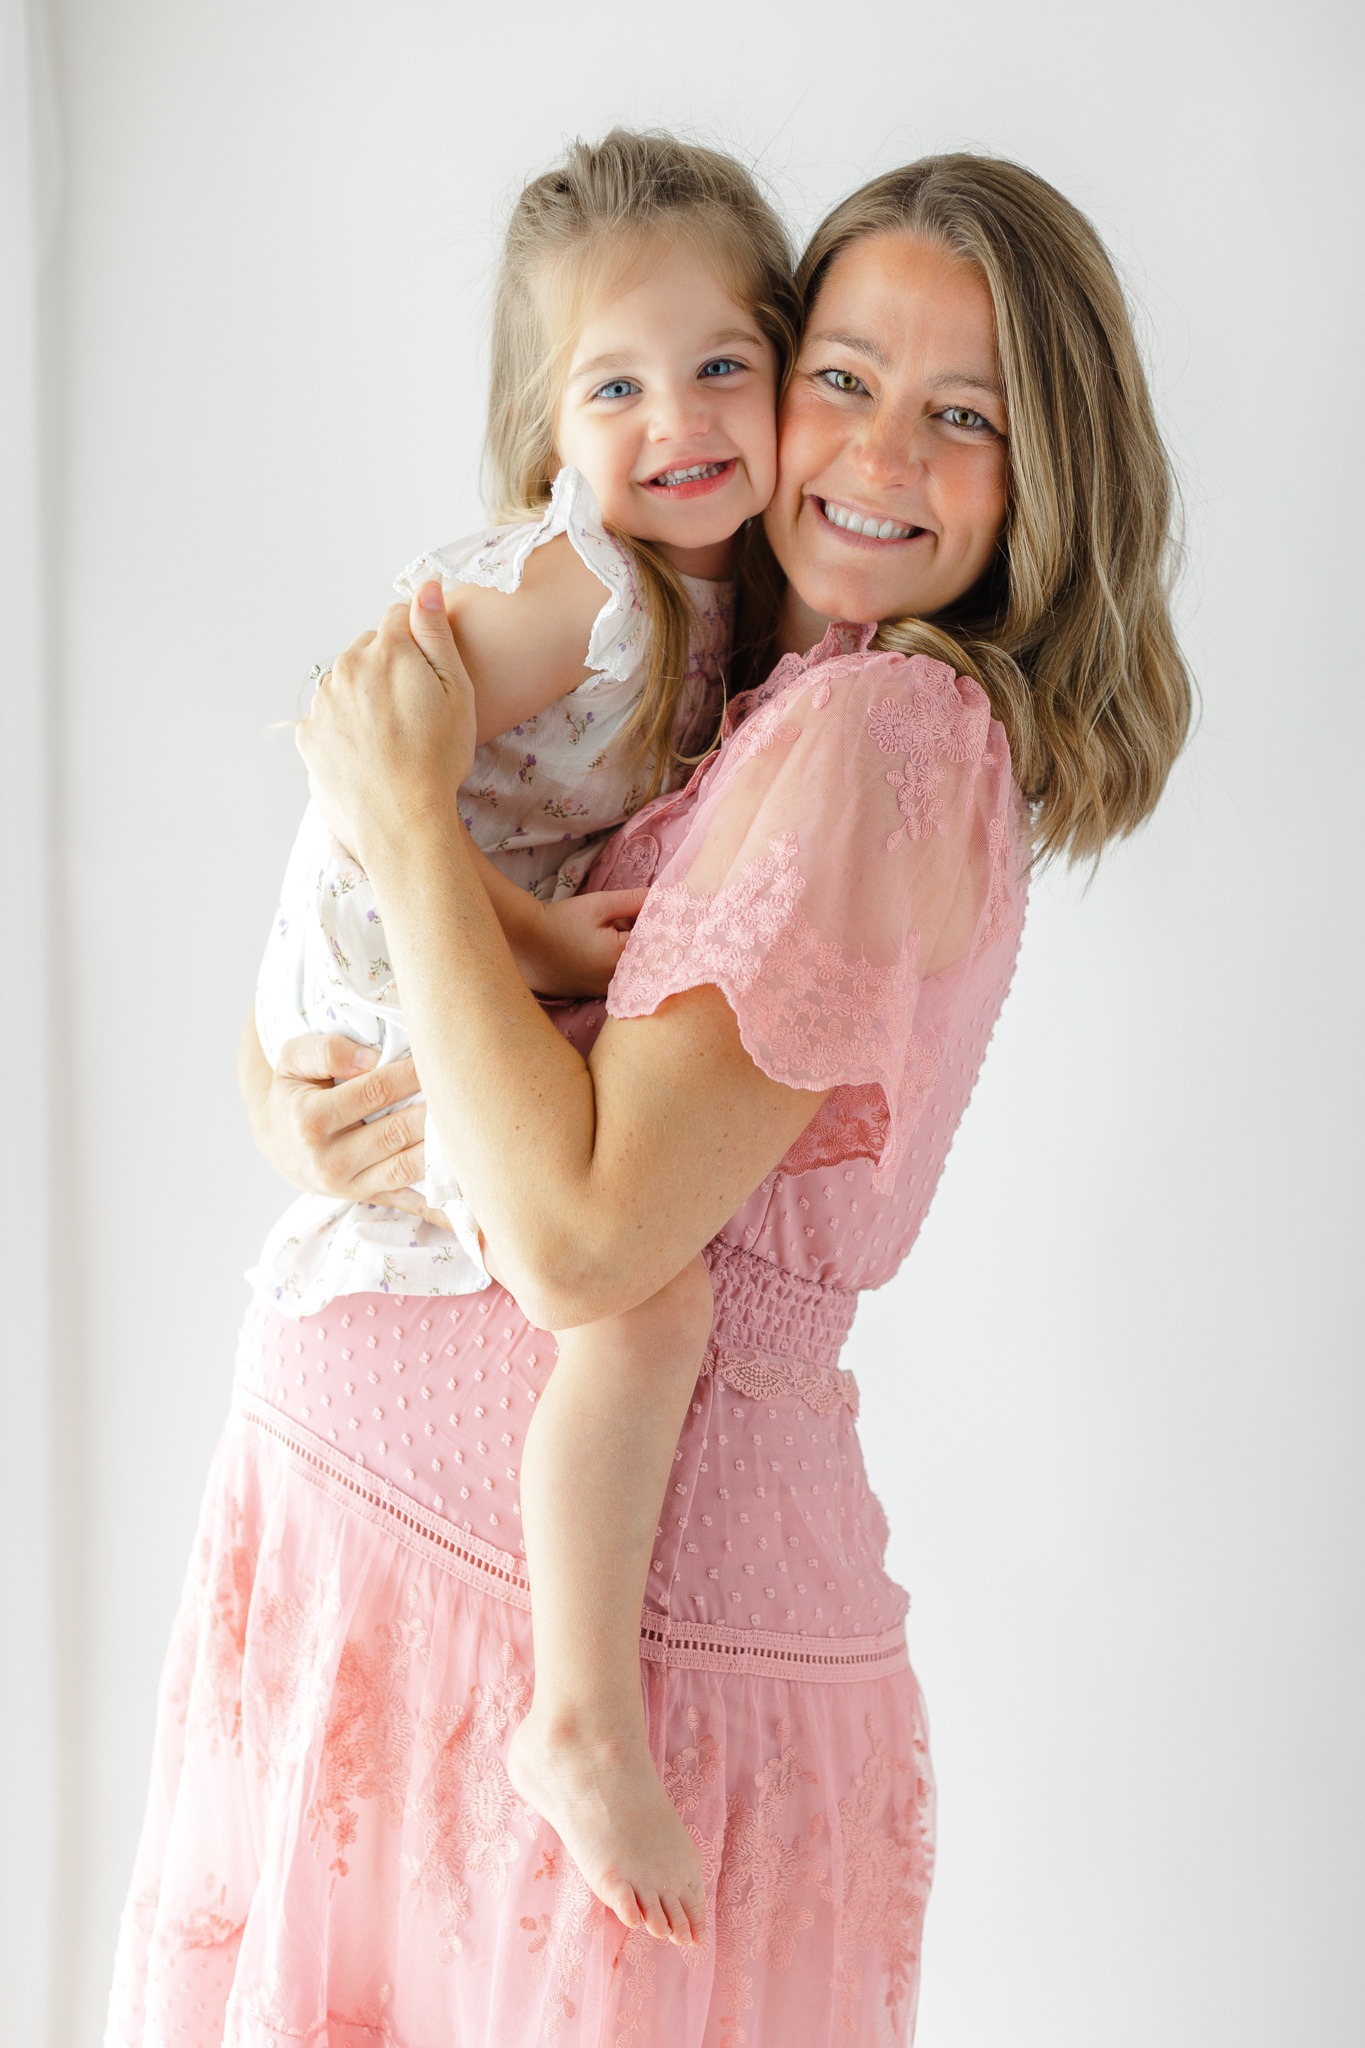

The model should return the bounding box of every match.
[106,626,1028,2048]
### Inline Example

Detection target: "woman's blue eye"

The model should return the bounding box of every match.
[818,368,866,395]
[592,378,637,401]
[699,357,742,379]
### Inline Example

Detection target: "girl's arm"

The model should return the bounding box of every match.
[447,533,606,742]
[296,593,827,1331]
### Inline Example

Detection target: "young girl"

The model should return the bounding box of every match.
[253,132,797,1947]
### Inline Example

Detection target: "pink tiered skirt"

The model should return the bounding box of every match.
[107,1291,934,2048]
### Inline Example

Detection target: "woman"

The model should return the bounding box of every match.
[108,156,1189,2047]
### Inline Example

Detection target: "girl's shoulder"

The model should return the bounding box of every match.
[394,468,648,686]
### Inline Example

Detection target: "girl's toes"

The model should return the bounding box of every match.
[640,1890,671,1942]
[660,1890,693,1946]
[602,1876,642,1932]
[681,1886,707,1945]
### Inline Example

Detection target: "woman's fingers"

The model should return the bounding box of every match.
[339,1130,427,1202]
[274,1031,380,1087]
[326,1097,425,1177]
[406,581,467,694]
[314,1053,421,1137]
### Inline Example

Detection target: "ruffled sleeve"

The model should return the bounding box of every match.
[606,628,1028,1188]
[393,467,649,685]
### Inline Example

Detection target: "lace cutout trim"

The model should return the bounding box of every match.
[235,1396,898,1678]
[236,1393,533,1608]
[638,1617,908,1682]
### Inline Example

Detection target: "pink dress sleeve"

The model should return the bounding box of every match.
[606,631,1027,1189]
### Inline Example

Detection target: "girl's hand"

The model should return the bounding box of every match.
[297,584,477,875]
[515,887,649,998]
[238,1017,428,1204]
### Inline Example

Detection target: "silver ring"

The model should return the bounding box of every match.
[308,662,331,684]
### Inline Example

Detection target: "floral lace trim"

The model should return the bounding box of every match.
[236,1395,897,1678]
[610,829,925,1188]
[704,1339,858,1419]
[866,662,991,845]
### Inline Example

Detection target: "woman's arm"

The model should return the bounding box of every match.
[298,593,826,1329]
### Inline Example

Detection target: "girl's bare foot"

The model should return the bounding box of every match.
[508,1709,705,1945]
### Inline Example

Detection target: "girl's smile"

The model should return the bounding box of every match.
[554,242,779,580]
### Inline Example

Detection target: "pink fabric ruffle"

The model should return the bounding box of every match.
[605,627,1024,1192]
[107,1404,935,2048]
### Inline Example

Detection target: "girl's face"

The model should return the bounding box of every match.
[554,241,778,580]
[765,233,1009,647]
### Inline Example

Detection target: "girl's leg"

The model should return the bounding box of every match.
[507,1254,713,1948]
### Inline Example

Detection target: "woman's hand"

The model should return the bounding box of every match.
[298,584,477,875]
[238,1016,428,1205]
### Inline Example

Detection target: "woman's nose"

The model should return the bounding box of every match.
[851,410,923,489]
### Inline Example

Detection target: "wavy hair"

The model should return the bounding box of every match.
[738,155,1192,863]
[485,129,799,797]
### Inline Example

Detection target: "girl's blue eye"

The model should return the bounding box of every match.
[699,357,742,379]
[818,368,867,395]
[592,378,638,401]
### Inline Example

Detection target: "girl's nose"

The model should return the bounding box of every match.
[648,386,714,443]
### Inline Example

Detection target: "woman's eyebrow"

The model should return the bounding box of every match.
[810,329,889,367]
[926,371,1003,399]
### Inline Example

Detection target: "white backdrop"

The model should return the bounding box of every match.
[15,0,1362,2041]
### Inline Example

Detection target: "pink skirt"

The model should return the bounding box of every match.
[107,1350,934,2045]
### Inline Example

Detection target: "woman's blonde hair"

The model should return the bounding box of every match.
[740,155,1192,863]
[485,129,799,798]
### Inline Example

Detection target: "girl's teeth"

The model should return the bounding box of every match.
[821,500,913,540]
[655,461,726,486]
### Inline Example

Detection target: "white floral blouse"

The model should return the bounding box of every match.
[250,469,733,1318]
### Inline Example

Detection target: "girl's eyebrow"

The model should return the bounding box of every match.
[571,328,765,381]
[572,352,635,379]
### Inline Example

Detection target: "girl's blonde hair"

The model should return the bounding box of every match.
[486,129,799,797]
[739,155,1192,864]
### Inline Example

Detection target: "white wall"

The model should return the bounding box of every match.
[34,0,1363,2041]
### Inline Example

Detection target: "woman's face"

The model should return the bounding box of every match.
[765,232,1009,643]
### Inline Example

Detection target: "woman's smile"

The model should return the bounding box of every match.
[810,493,928,545]
[765,231,1008,647]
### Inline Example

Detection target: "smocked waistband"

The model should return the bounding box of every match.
[702,1242,856,1373]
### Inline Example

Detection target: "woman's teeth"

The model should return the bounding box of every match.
[652,461,728,486]
[821,499,915,540]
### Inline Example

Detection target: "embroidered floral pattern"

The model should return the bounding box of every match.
[307,1597,429,1890]
[715,1719,825,2046]
[407,1638,535,1961]
[867,664,990,846]
[823,1716,934,2037]
[610,832,925,1186]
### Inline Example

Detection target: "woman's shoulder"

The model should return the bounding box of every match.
[721,622,1011,831]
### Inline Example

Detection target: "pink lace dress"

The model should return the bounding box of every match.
[106,627,1029,2048]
